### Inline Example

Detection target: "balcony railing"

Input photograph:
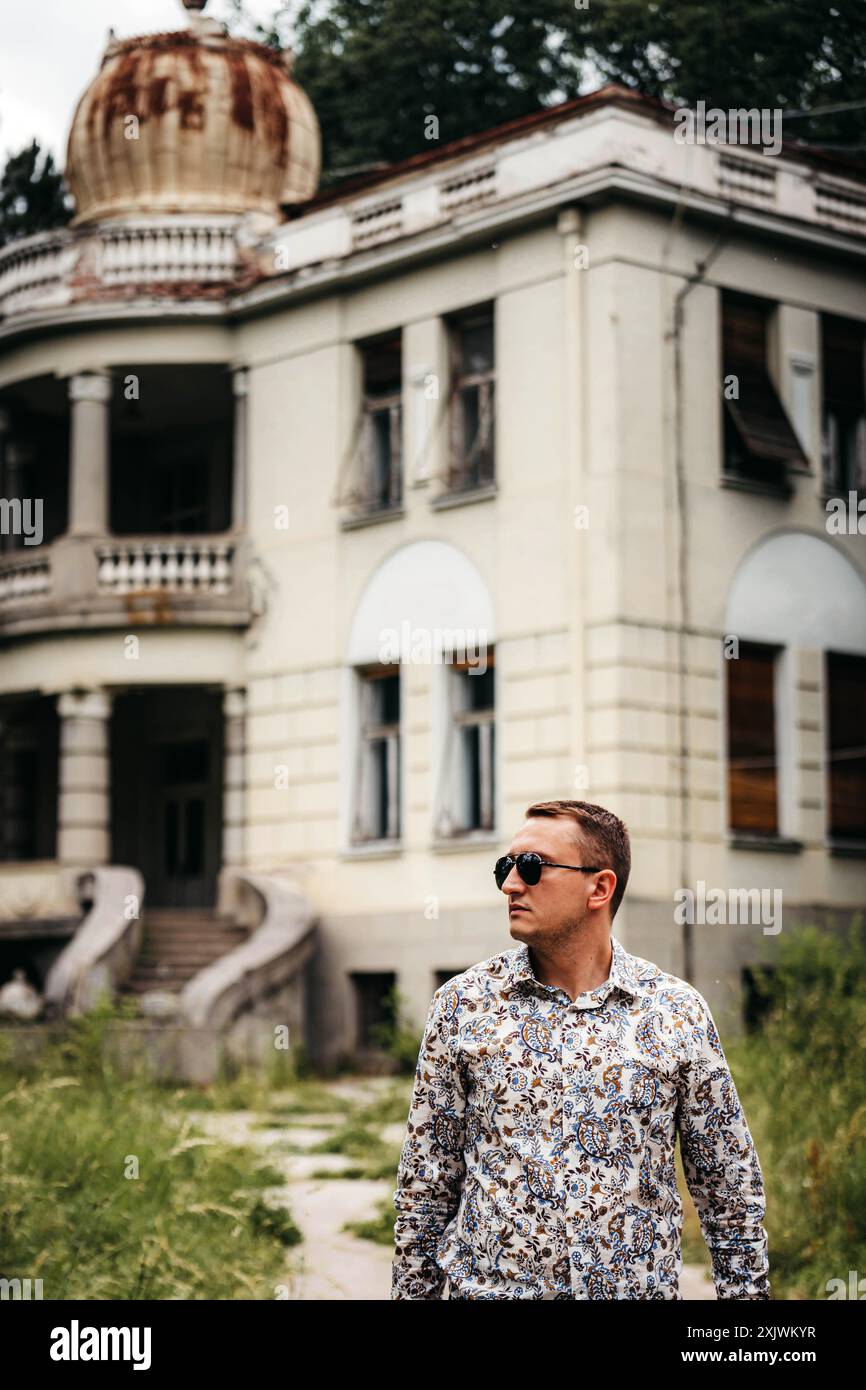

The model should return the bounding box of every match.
[0,218,241,321]
[96,539,235,595]
[0,230,78,317]
[0,534,252,636]
[0,550,52,604]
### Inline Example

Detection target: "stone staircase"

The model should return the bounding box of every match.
[121,908,248,1000]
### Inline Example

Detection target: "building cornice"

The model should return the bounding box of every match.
[1,95,865,348]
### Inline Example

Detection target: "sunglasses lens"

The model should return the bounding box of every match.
[494,857,512,889]
[517,853,542,885]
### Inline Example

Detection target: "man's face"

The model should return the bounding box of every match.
[499,817,609,948]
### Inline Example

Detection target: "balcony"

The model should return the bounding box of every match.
[0,362,252,638]
[0,534,252,636]
[0,217,241,324]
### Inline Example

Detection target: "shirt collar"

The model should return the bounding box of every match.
[499,933,644,1004]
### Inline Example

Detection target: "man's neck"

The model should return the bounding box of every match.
[527,932,613,1002]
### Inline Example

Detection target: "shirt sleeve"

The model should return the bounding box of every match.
[675,989,771,1300]
[391,986,467,1300]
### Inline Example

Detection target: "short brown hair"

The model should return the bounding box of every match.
[524,799,631,920]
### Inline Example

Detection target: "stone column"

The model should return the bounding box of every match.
[223,687,247,870]
[56,690,112,867]
[67,373,112,536]
[232,369,249,530]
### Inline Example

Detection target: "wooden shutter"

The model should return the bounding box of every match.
[827,652,866,841]
[727,642,778,833]
[723,295,807,473]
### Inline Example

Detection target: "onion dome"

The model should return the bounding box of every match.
[65,0,320,226]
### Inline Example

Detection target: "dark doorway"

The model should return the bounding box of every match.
[109,365,233,535]
[0,695,59,861]
[111,688,223,907]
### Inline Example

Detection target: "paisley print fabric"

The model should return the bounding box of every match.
[391,934,770,1300]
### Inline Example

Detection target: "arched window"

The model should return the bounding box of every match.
[344,541,495,848]
[724,532,866,845]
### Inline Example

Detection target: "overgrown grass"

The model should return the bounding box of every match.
[725,917,866,1300]
[0,1000,301,1299]
[344,1195,396,1245]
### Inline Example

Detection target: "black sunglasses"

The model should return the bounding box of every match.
[494,852,601,890]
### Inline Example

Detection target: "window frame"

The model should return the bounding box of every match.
[721,292,806,491]
[446,303,496,495]
[351,661,402,845]
[824,649,866,848]
[725,639,782,838]
[341,331,404,519]
[433,649,496,840]
[820,313,866,500]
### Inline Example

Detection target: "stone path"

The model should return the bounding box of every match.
[190,1075,716,1301]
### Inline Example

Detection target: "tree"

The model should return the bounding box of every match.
[565,0,866,156]
[229,0,574,179]
[227,0,866,180]
[0,141,72,248]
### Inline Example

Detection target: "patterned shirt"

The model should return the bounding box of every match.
[391,934,770,1300]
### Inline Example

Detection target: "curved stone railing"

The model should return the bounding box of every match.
[43,865,144,1017]
[0,229,77,315]
[0,217,242,321]
[0,534,252,638]
[0,549,52,604]
[100,220,239,284]
[180,871,317,1032]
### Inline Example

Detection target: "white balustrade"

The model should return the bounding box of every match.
[95,539,234,596]
[0,219,240,317]
[0,232,76,314]
[99,222,239,284]
[0,553,51,603]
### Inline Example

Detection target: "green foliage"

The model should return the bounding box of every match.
[0,1004,299,1299]
[567,0,866,154]
[228,0,866,179]
[0,140,72,247]
[726,917,866,1299]
[368,984,423,1073]
[289,0,565,179]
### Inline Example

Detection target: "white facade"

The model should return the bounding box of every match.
[1,79,865,1064]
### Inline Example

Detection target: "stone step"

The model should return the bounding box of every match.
[122,910,248,996]
[138,935,246,947]
[142,911,237,922]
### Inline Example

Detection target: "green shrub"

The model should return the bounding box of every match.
[727,916,866,1300]
[368,984,423,1073]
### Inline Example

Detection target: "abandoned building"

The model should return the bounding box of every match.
[0,0,864,1079]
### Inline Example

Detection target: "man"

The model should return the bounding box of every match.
[391,798,770,1300]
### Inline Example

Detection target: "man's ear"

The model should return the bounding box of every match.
[587,869,616,914]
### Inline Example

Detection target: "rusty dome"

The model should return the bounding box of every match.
[65,16,321,225]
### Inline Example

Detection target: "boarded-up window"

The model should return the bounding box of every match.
[821,315,866,495]
[827,652,866,842]
[727,642,778,833]
[723,294,806,485]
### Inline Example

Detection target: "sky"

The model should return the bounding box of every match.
[0,0,281,165]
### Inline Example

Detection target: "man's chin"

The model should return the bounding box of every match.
[508,914,535,942]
